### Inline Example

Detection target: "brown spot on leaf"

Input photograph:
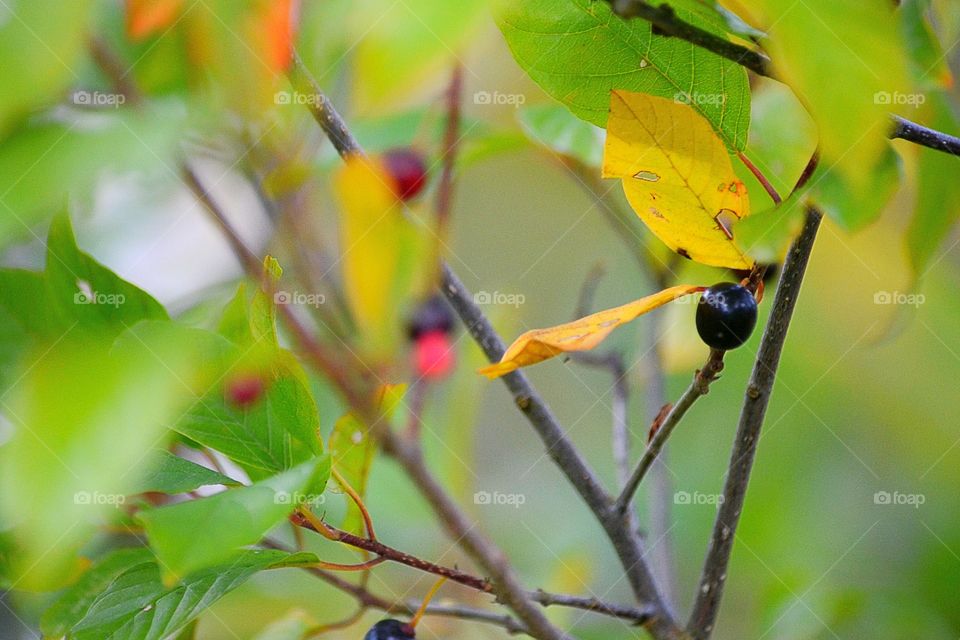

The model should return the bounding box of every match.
[677,248,692,260]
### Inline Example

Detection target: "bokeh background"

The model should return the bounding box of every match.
[1,1,959,639]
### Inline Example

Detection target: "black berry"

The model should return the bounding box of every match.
[382,148,428,201]
[407,295,454,341]
[695,282,757,350]
[364,619,416,640]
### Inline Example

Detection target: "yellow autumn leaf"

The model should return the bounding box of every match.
[603,90,753,269]
[479,285,703,379]
[333,155,428,358]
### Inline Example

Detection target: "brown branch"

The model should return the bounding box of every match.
[687,207,823,638]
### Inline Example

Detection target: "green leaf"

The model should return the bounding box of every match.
[495,0,751,150]
[0,0,96,136]
[137,457,330,581]
[900,0,953,90]
[0,333,201,588]
[177,374,323,476]
[0,214,167,343]
[517,104,605,167]
[811,146,902,232]
[905,92,960,277]
[48,549,316,640]
[41,547,156,637]
[354,0,487,109]
[329,385,404,535]
[131,450,240,495]
[751,0,909,190]
[252,611,315,640]
[175,282,323,476]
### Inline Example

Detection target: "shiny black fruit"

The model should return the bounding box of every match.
[364,619,416,640]
[695,282,757,350]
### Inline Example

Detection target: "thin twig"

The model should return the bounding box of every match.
[263,539,654,635]
[435,64,464,245]
[604,0,960,158]
[441,264,683,639]
[614,350,725,515]
[687,207,823,639]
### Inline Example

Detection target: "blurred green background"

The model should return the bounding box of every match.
[1,1,959,639]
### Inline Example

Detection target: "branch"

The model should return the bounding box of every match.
[687,207,823,638]
[604,0,960,158]
[613,350,725,515]
[265,540,653,635]
[441,264,683,639]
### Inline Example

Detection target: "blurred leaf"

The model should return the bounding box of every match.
[131,450,239,495]
[126,0,185,40]
[0,0,96,137]
[137,457,329,581]
[737,193,808,264]
[46,549,316,640]
[41,547,155,637]
[900,0,953,90]
[495,0,751,150]
[329,384,405,535]
[353,0,485,109]
[0,106,186,244]
[0,333,202,588]
[603,91,753,269]
[518,104,604,167]
[906,92,960,277]
[480,284,702,378]
[333,155,430,358]
[741,81,818,200]
[749,0,909,191]
[252,610,315,640]
[811,146,902,232]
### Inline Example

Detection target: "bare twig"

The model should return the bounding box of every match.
[435,64,464,243]
[264,538,654,634]
[614,350,725,515]
[604,0,960,158]
[687,207,823,639]
[441,264,683,639]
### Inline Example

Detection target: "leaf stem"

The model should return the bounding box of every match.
[736,151,781,205]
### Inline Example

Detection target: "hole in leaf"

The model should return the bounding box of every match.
[633,170,660,182]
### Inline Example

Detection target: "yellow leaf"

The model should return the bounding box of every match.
[479,285,703,379]
[333,155,430,359]
[603,90,753,269]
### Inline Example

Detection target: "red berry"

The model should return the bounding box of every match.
[382,147,428,201]
[225,374,265,409]
[414,330,455,380]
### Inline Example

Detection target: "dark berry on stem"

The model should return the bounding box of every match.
[383,147,428,201]
[407,295,455,341]
[695,282,758,350]
[364,619,416,640]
